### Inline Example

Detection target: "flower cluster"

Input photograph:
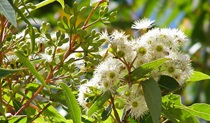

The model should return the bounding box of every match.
[78,18,193,119]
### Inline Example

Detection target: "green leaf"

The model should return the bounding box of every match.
[42,105,67,122]
[59,82,81,123]
[187,103,210,121]
[162,107,198,123]
[139,113,153,123]
[35,0,64,9]
[8,115,27,123]
[128,58,168,81]
[0,99,6,120]
[87,90,111,116]
[11,4,35,53]
[90,0,109,7]
[42,89,67,106]
[57,0,65,9]
[0,0,17,28]
[162,94,198,123]
[187,71,210,82]
[15,51,48,89]
[13,99,27,115]
[142,79,161,123]
[101,104,112,121]
[158,75,179,94]
[0,68,22,78]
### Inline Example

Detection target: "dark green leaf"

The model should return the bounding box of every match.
[13,99,27,115]
[87,90,111,116]
[139,113,153,123]
[15,51,48,89]
[101,104,112,121]
[158,75,179,94]
[0,0,17,28]
[187,71,210,82]
[0,100,6,120]
[142,79,161,123]
[0,68,22,78]
[59,82,81,123]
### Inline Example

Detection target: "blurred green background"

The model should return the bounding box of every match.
[29,0,210,108]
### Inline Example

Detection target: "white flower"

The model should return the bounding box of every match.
[58,42,69,50]
[99,29,110,41]
[110,30,128,43]
[131,18,155,30]
[119,85,148,119]
[132,38,151,67]
[40,54,52,62]
[3,53,18,64]
[77,84,91,110]
[109,30,136,64]
[36,35,46,44]
[125,93,148,119]
[161,53,193,85]
[168,28,188,44]
[94,58,123,91]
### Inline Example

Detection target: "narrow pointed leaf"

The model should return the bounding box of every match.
[11,4,35,52]
[42,104,67,122]
[35,0,64,9]
[187,71,210,82]
[15,51,48,89]
[35,0,55,9]
[90,0,109,7]
[13,99,27,115]
[101,104,112,121]
[88,90,111,116]
[0,0,17,28]
[57,0,65,9]
[59,82,81,123]
[0,68,22,78]
[0,100,6,120]
[128,58,168,81]
[142,79,161,123]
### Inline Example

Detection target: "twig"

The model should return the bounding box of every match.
[15,66,53,115]
[110,95,121,123]
[63,0,103,62]
[30,102,51,122]
[162,119,169,123]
